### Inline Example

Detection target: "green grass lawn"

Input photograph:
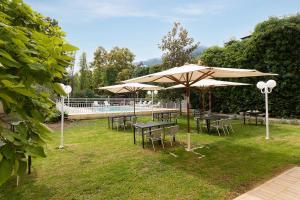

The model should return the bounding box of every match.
[0,116,299,200]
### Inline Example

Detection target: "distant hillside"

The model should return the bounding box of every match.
[136,46,207,67]
[191,46,207,57]
[142,58,162,66]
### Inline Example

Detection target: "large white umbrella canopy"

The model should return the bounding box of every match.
[123,64,276,84]
[123,64,276,151]
[99,83,162,114]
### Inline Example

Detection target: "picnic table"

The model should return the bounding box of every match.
[195,115,228,133]
[133,121,175,148]
[152,111,178,122]
[107,114,136,129]
[243,110,265,125]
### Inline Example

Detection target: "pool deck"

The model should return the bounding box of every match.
[233,166,300,200]
[67,108,179,120]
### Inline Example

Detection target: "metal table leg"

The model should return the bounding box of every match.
[206,119,211,133]
[142,128,145,148]
[255,114,258,126]
[197,118,200,134]
[133,126,136,144]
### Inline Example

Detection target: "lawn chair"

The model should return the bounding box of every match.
[146,128,164,151]
[113,117,126,131]
[126,116,137,129]
[170,112,178,123]
[92,101,100,107]
[104,101,110,107]
[195,117,205,133]
[162,113,170,122]
[147,101,152,107]
[210,119,226,136]
[137,100,143,107]
[153,102,161,108]
[164,125,179,146]
[193,109,201,117]
[222,118,234,134]
[142,101,148,107]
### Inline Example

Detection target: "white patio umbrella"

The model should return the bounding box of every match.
[166,78,251,113]
[123,64,276,151]
[99,83,162,114]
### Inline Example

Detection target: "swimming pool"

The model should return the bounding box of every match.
[94,106,151,113]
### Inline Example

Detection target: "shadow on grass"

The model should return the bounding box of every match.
[159,138,298,198]
[0,170,53,200]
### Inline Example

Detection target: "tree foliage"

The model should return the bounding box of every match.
[159,22,199,69]
[200,15,300,117]
[91,46,108,89]
[0,0,78,185]
[91,47,135,89]
[79,52,91,90]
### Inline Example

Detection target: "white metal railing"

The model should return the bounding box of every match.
[56,98,179,114]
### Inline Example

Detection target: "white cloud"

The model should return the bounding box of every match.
[27,0,228,23]
[174,1,226,16]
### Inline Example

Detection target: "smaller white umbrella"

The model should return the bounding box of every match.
[166,78,250,113]
[166,79,250,89]
[99,83,162,114]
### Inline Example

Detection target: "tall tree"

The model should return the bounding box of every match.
[91,46,107,89]
[66,51,77,96]
[0,0,78,185]
[159,22,199,69]
[106,47,135,84]
[79,52,90,90]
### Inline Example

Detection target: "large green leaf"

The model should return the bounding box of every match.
[1,145,15,159]
[0,93,16,104]
[62,43,79,51]
[28,63,47,71]
[0,49,17,63]
[0,159,12,185]
[1,80,24,88]
[26,145,46,158]
[53,82,66,96]
[34,122,53,134]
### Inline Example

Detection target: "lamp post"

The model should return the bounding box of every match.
[147,90,158,120]
[256,80,276,140]
[59,84,72,149]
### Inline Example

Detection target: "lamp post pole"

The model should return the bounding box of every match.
[151,91,154,120]
[59,96,64,149]
[59,84,72,149]
[257,80,276,140]
[264,86,269,139]
[148,90,158,120]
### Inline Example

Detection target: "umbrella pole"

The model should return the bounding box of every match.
[134,92,136,115]
[209,89,212,114]
[202,90,205,113]
[186,85,191,151]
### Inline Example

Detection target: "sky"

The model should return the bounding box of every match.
[25,0,300,67]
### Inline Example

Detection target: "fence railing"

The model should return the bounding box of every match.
[56,98,180,114]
